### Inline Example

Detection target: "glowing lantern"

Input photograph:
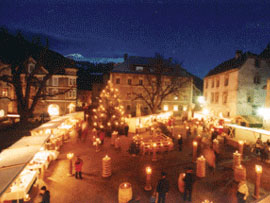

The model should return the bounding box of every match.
[163,105,168,111]
[0,109,4,117]
[68,103,75,113]
[48,104,59,116]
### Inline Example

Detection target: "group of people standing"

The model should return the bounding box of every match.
[149,169,194,203]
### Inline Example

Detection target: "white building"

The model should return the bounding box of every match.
[204,44,270,126]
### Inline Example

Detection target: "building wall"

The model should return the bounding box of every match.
[0,61,78,118]
[204,57,270,119]
[0,63,16,116]
[110,72,194,116]
[236,58,270,115]
[204,69,239,118]
[264,79,270,129]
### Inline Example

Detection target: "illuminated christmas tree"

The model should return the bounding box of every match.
[92,80,126,134]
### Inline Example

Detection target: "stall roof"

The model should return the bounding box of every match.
[0,165,25,200]
[8,135,49,149]
[0,112,83,198]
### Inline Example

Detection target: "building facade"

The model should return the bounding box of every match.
[0,57,78,119]
[109,54,201,117]
[204,45,270,123]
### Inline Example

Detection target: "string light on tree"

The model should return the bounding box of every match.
[91,80,126,135]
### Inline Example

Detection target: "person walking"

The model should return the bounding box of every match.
[99,129,105,145]
[156,172,169,203]
[124,123,129,137]
[237,180,249,203]
[40,186,50,203]
[177,135,183,151]
[75,156,83,179]
[183,169,194,202]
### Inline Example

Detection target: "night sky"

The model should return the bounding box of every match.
[0,0,270,78]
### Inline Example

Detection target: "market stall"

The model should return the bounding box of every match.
[0,112,83,203]
[133,133,173,154]
[126,112,173,133]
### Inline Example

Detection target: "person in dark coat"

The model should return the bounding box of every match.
[124,124,129,137]
[75,156,83,179]
[183,169,194,202]
[156,172,170,203]
[177,135,183,151]
[40,186,50,203]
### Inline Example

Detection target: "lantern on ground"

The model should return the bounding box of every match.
[254,165,262,199]
[67,152,74,176]
[192,141,198,162]
[102,155,112,178]
[118,182,132,203]
[238,140,244,155]
[152,143,157,162]
[144,166,152,191]
[196,155,206,178]
[233,150,241,169]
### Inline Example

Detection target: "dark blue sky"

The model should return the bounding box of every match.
[0,0,270,78]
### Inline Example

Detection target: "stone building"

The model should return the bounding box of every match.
[0,62,15,117]
[109,54,202,117]
[0,56,78,118]
[203,44,270,125]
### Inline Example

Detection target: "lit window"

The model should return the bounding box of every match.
[2,88,8,97]
[173,105,178,111]
[116,78,120,84]
[163,105,168,111]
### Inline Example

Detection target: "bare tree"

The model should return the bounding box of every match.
[0,31,75,123]
[131,54,191,114]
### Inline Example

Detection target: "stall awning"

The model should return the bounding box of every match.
[0,165,25,200]
[0,112,83,197]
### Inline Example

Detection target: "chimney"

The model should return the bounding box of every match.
[124,53,128,62]
[235,50,243,59]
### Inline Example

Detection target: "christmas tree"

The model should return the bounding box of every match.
[92,80,126,135]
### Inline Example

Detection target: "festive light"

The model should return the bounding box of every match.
[255,165,262,173]
[48,104,59,116]
[67,152,74,160]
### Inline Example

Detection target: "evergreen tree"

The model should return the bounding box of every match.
[92,81,125,134]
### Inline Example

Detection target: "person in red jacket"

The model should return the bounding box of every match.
[75,156,83,179]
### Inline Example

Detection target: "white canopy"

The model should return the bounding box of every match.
[0,112,83,198]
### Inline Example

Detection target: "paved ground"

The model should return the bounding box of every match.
[30,123,270,203]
